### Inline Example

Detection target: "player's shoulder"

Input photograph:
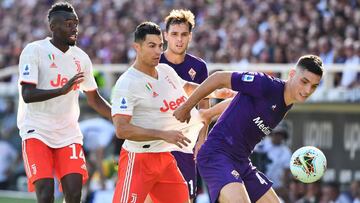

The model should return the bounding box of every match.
[114,67,141,88]
[71,46,91,59]
[157,63,177,73]
[185,53,207,66]
[21,38,48,53]
[240,71,283,83]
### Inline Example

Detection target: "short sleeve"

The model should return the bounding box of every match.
[197,62,208,84]
[231,72,268,98]
[18,44,39,85]
[111,78,135,117]
[80,55,98,91]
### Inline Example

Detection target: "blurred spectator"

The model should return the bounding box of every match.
[351,180,360,203]
[289,178,306,203]
[340,39,360,88]
[0,0,359,87]
[295,181,322,203]
[0,133,18,190]
[79,117,115,201]
[320,181,352,203]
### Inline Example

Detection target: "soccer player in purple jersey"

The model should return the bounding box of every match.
[159,9,209,201]
[174,55,323,203]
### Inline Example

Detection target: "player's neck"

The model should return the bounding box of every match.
[50,38,69,53]
[164,50,186,64]
[133,60,158,79]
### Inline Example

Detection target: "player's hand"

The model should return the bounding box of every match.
[161,130,191,149]
[60,72,84,95]
[173,104,191,123]
[213,88,236,99]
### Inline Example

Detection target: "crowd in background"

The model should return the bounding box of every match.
[1,0,360,202]
[0,0,360,87]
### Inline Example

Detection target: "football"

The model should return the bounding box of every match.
[290,146,327,183]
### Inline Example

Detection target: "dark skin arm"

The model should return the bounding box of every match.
[21,72,84,103]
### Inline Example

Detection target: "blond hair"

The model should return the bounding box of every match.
[165,9,195,32]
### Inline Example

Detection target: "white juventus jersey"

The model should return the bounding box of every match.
[111,64,203,153]
[17,38,98,148]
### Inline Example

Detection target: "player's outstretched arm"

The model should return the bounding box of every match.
[21,72,84,103]
[113,115,191,149]
[174,71,233,123]
[199,98,233,124]
[85,90,111,120]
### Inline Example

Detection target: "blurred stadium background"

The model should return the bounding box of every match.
[0,0,360,202]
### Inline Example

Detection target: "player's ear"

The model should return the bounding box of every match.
[289,68,296,79]
[132,42,140,52]
[189,31,193,41]
[49,21,55,32]
[163,31,169,41]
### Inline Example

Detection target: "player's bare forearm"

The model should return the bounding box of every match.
[85,90,112,120]
[22,72,84,103]
[182,71,233,111]
[21,83,64,103]
[113,115,190,148]
[207,98,233,119]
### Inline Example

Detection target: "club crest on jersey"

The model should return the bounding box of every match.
[48,53,57,68]
[145,82,158,97]
[165,76,177,89]
[22,64,30,76]
[73,58,82,72]
[120,97,128,109]
[242,74,254,82]
[188,68,196,81]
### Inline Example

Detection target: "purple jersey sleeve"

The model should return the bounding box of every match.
[231,72,271,98]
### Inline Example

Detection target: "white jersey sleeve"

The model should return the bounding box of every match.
[80,54,97,92]
[111,72,136,116]
[18,43,39,85]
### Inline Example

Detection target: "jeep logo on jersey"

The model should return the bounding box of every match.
[120,97,128,109]
[160,96,186,112]
[253,117,271,136]
[50,74,80,90]
[242,74,254,82]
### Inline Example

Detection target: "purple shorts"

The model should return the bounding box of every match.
[197,148,272,203]
[171,151,197,199]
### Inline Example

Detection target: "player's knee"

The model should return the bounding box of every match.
[35,179,55,203]
[64,189,82,203]
[36,189,54,203]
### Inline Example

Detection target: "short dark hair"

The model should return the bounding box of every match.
[296,55,324,76]
[134,22,161,43]
[165,9,195,32]
[47,2,76,22]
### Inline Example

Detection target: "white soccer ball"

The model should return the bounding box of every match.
[290,146,327,183]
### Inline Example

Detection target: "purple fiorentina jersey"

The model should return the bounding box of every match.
[204,72,293,160]
[160,53,208,84]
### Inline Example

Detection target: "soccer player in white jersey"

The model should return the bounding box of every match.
[111,21,209,203]
[17,2,111,203]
